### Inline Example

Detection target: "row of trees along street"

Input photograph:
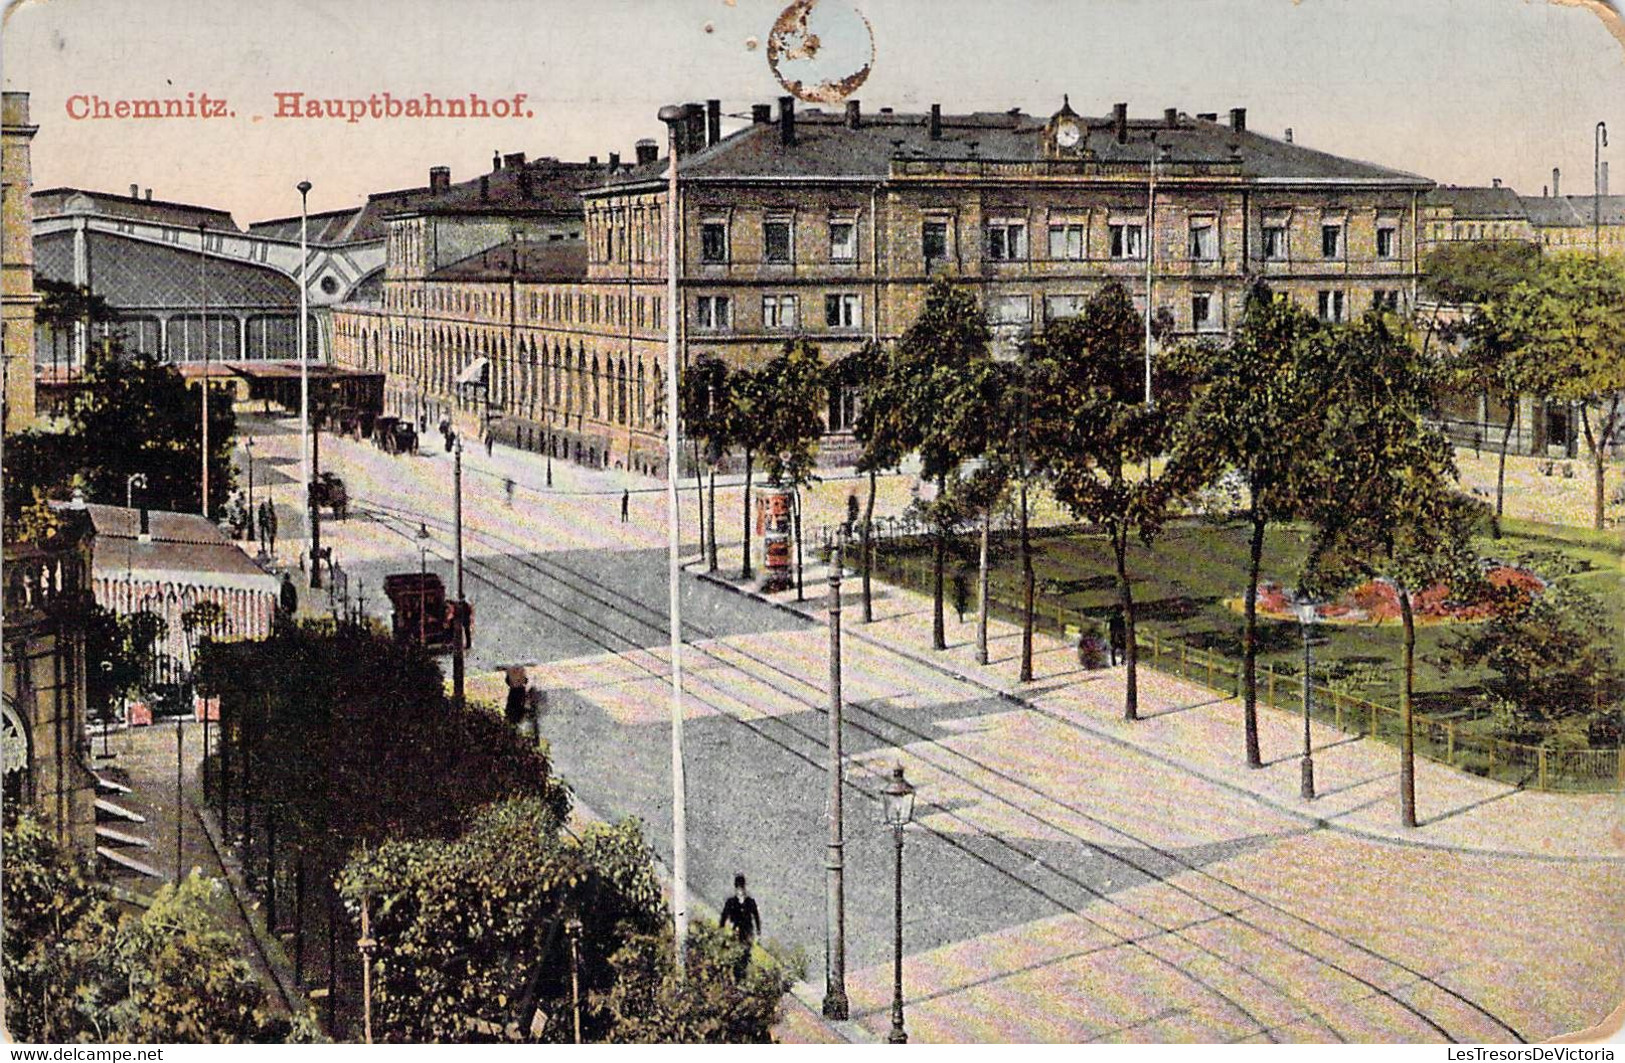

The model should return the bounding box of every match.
[681,260,1622,827]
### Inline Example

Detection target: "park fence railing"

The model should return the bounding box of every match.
[866,551,1622,794]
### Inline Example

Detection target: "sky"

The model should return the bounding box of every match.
[4,0,1624,226]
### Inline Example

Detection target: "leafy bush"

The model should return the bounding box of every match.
[2,815,313,1044]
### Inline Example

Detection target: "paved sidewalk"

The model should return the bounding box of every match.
[700,557,1624,865]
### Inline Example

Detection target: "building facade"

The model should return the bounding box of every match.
[332,98,1434,476]
[3,91,40,432]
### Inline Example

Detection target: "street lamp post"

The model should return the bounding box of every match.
[565,915,584,1045]
[97,660,114,761]
[297,181,320,589]
[657,102,691,975]
[126,472,147,512]
[452,436,465,707]
[882,765,917,1045]
[1596,122,1610,260]
[199,222,210,519]
[823,529,848,1019]
[416,522,431,648]
[243,437,257,542]
[1294,598,1318,800]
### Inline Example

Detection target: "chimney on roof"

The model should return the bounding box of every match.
[1113,102,1128,143]
[1543,185,1549,197]
[608,151,620,171]
[1553,167,1561,197]
[706,99,721,146]
[780,95,796,146]
[430,166,451,194]
[588,155,598,167]
[929,102,942,140]
[846,99,861,129]
[144,189,152,200]
[504,152,526,169]
[493,150,502,171]
[635,138,658,165]
[879,106,893,114]
[684,103,706,155]
[752,103,771,124]
[129,183,139,198]
[1164,108,1178,129]
[1229,107,1246,133]
[1492,177,1502,188]
[1284,127,1293,143]
[480,174,490,201]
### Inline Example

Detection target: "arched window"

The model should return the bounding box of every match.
[591,354,601,419]
[637,361,647,427]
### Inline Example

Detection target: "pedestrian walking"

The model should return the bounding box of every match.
[845,492,860,537]
[952,570,970,624]
[504,477,515,507]
[504,665,530,730]
[485,432,494,457]
[278,571,298,620]
[719,873,761,978]
[1107,606,1127,667]
[620,489,630,523]
[261,500,279,558]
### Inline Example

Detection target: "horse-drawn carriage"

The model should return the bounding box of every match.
[309,471,349,520]
[371,415,419,455]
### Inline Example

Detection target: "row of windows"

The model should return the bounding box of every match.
[385,284,666,331]
[692,215,1402,267]
[693,293,864,333]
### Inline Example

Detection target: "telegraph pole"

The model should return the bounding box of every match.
[198,222,210,519]
[823,530,849,1019]
[452,436,466,706]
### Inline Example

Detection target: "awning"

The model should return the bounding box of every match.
[456,357,490,387]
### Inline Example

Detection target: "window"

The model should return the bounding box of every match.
[1262,225,1288,261]
[1321,223,1343,259]
[1376,225,1397,259]
[922,221,949,263]
[1110,223,1145,259]
[825,293,862,329]
[988,295,1032,325]
[1048,224,1084,260]
[1188,218,1218,260]
[695,295,732,331]
[1317,290,1346,323]
[1192,292,1218,331]
[829,221,857,262]
[829,384,858,432]
[762,294,798,330]
[701,221,729,263]
[986,220,1027,261]
[1372,289,1401,312]
[1045,294,1086,320]
[763,218,793,263]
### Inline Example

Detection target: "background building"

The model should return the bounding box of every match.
[3,91,39,431]
[332,97,1433,476]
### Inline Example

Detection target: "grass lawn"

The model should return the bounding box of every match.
[875,515,1622,728]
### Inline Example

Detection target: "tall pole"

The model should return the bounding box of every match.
[199,222,210,519]
[1300,614,1316,800]
[452,437,465,707]
[1144,152,1157,408]
[359,892,376,1045]
[823,531,848,1019]
[657,106,690,973]
[1597,122,1610,260]
[174,718,184,883]
[297,182,312,512]
[888,823,907,1044]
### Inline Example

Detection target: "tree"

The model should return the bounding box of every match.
[830,341,906,624]
[1444,578,1618,732]
[1038,284,1193,720]
[338,800,791,1043]
[680,354,732,572]
[726,367,770,581]
[890,276,998,651]
[1302,312,1485,828]
[2,814,305,1043]
[1426,243,1551,535]
[4,346,237,519]
[34,277,119,380]
[756,340,827,600]
[1496,255,1625,530]
[1172,284,1324,768]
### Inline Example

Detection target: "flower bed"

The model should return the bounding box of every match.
[1242,564,1545,625]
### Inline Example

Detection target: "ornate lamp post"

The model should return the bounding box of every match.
[416,522,431,647]
[1293,597,1318,800]
[823,527,848,1019]
[882,765,916,1045]
[565,914,584,1044]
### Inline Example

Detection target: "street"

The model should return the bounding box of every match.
[242,412,1624,1044]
